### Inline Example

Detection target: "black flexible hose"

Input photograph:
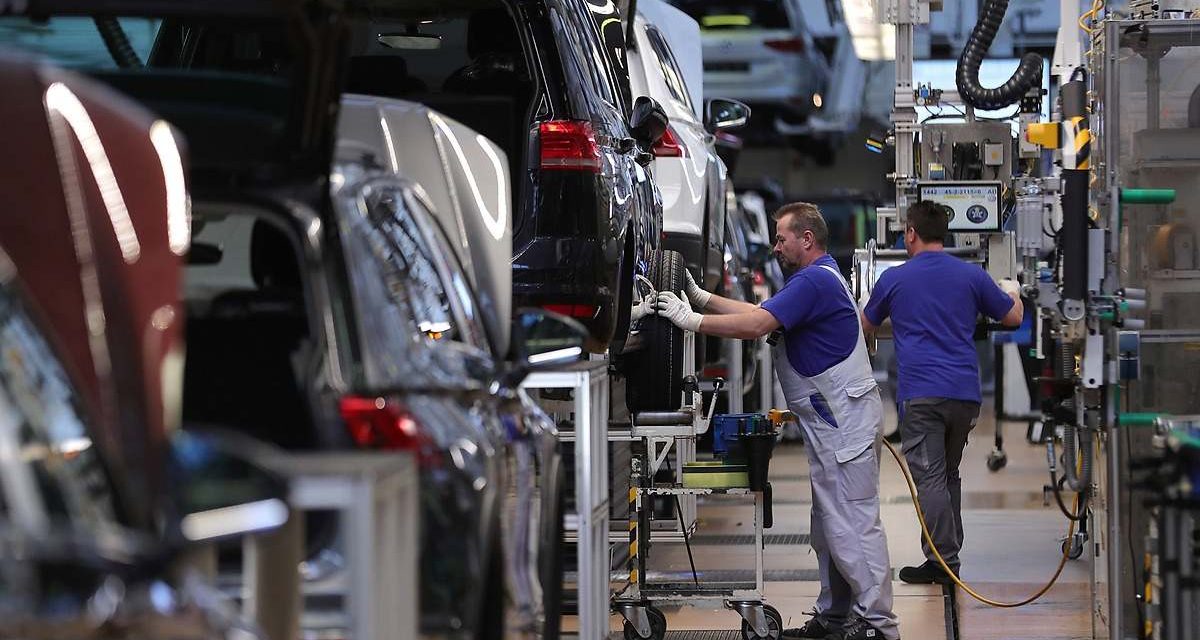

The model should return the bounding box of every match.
[955,0,1043,110]
[94,17,143,69]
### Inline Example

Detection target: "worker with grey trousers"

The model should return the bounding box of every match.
[656,202,899,640]
[861,201,1023,585]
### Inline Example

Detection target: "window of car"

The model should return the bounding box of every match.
[643,25,694,115]
[670,0,792,31]
[0,281,122,531]
[580,0,633,110]
[553,1,625,116]
[403,195,492,354]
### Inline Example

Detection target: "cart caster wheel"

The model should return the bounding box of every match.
[986,450,1007,472]
[740,605,782,640]
[1063,537,1085,560]
[623,606,667,640]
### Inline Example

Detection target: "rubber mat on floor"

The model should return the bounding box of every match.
[643,569,821,583]
[688,534,810,545]
[610,631,742,640]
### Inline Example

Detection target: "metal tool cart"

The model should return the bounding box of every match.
[613,370,786,640]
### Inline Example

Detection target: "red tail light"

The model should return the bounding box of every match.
[340,396,422,450]
[753,270,765,286]
[764,37,806,53]
[652,125,685,158]
[542,303,599,319]
[539,120,602,172]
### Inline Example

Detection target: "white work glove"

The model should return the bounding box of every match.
[654,291,702,332]
[684,269,712,310]
[630,293,656,323]
[998,278,1022,297]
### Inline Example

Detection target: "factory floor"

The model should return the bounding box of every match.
[586,396,1094,640]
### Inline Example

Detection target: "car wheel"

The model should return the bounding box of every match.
[627,250,687,413]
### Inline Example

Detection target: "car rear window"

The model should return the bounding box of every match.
[670,0,791,31]
[0,17,160,69]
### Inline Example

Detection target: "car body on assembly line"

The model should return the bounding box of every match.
[627,0,730,291]
[336,94,573,639]
[338,0,668,358]
[0,3,587,639]
[668,0,832,157]
[0,47,288,639]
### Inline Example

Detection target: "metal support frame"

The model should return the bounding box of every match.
[883,0,929,223]
[245,452,419,640]
[522,359,611,640]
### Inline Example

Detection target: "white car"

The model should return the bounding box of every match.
[629,0,747,290]
[670,0,832,153]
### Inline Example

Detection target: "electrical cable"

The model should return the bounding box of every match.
[884,439,1077,607]
[955,0,1043,111]
[1123,382,1147,639]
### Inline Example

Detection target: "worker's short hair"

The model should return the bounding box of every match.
[906,200,950,243]
[773,202,828,248]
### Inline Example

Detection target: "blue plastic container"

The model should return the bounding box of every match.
[712,413,771,458]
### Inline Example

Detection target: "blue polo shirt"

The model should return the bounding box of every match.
[761,254,859,378]
[863,251,1014,403]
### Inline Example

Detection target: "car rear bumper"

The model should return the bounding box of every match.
[513,236,617,344]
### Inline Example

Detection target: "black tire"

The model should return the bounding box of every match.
[541,467,567,640]
[623,606,667,640]
[627,250,687,413]
[741,605,783,640]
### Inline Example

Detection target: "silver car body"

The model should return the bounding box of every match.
[337,95,513,357]
[335,95,562,637]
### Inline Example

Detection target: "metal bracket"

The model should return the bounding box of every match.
[647,437,675,477]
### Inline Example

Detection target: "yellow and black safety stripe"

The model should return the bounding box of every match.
[1062,116,1091,170]
[628,487,638,585]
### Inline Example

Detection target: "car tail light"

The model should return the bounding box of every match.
[702,365,729,379]
[340,395,425,451]
[539,120,602,172]
[652,125,685,158]
[542,303,599,319]
[753,270,765,286]
[764,37,806,53]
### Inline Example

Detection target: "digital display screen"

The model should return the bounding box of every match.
[917,181,1002,232]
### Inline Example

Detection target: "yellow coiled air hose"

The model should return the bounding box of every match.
[882,440,1078,608]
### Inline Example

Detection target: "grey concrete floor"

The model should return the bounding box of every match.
[567,390,1093,640]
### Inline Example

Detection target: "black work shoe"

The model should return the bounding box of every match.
[898,560,959,585]
[781,614,837,639]
[827,616,891,640]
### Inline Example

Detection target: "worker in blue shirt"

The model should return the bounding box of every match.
[861,201,1023,585]
[656,202,899,640]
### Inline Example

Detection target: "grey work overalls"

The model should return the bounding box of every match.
[772,264,898,639]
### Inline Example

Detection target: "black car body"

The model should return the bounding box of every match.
[0,4,561,638]
[339,0,665,353]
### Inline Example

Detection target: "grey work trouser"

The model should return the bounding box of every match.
[899,397,980,568]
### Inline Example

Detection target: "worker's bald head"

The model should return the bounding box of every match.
[773,202,828,249]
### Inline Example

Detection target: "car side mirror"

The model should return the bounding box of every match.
[630,96,669,148]
[169,430,289,544]
[705,98,751,132]
[509,307,588,379]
